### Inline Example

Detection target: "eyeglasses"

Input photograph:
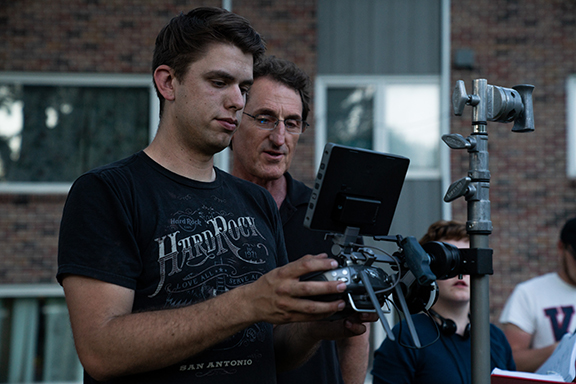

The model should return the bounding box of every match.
[243,112,309,135]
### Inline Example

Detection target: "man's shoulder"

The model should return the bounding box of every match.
[517,272,558,289]
[285,172,312,203]
[71,152,144,190]
[221,169,273,194]
[86,152,141,175]
[220,169,278,208]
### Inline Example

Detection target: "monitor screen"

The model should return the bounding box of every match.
[304,143,410,236]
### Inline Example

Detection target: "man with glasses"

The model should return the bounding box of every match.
[500,217,576,372]
[231,56,370,384]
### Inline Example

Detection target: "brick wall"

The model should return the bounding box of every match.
[450,0,576,320]
[0,194,66,283]
[234,0,318,184]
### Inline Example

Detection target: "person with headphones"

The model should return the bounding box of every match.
[371,220,516,384]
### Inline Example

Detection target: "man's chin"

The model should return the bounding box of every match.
[209,135,234,155]
[259,168,286,182]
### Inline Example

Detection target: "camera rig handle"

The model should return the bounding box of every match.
[400,237,436,285]
[327,228,433,346]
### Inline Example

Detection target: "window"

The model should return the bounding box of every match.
[0,285,81,383]
[567,75,576,178]
[315,75,441,179]
[0,73,159,193]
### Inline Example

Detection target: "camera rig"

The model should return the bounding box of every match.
[301,143,493,347]
[303,223,493,348]
[304,79,534,384]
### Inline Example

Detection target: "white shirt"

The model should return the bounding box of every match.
[500,272,576,349]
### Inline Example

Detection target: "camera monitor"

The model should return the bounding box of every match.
[304,143,410,236]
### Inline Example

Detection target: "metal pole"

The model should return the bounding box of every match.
[448,77,534,384]
[469,79,491,384]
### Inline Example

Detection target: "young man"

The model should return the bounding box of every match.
[57,8,370,384]
[371,220,516,384]
[230,56,370,384]
[500,217,576,372]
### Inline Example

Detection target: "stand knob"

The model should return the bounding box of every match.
[444,177,475,202]
[452,80,481,116]
[452,81,468,116]
[442,133,476,150]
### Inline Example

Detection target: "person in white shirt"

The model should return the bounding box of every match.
[500,217,576,372]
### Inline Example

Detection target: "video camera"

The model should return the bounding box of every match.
[300,143,493,347]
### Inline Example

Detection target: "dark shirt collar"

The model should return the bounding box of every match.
[280,172,311,224]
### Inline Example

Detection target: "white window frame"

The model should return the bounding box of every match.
[567,75,576,178]
[0,72,160,194]
[315,75,442,180]
[0,284,64,298]
[0,284,82,384]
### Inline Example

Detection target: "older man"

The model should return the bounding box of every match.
[231,56,370,384]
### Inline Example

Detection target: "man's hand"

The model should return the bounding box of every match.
[253,255,379,373]
[243,253,351,324]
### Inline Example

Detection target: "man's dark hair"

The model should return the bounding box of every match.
[252,56,311,121]
[419,220,468,245]
[560,217,576,254]
[152,7,266,114]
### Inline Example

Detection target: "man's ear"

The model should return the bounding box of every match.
[153,65,176,101]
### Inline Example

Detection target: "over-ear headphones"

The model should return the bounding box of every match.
[393,281,439,315]
[429,310,471,338]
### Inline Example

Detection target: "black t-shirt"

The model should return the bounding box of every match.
[276,173,344,384]
[58,151,288,384]
[372,313,516,384]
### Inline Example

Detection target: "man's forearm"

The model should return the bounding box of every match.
[273,322,322,372]
[503,323,558,373]
[64,277,259,381]
[513,343,557,372]
[273,315,373,374]
[65,255,350,381]
[337,324,370,384]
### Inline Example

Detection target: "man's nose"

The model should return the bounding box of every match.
[227,86,245,111]
[268,122,287,146]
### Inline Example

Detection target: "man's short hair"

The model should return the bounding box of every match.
[251,56,311,121]
[419,220,468,245]
[560,217,576,253]
[152,7,266,114]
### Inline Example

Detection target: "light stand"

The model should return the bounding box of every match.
[444,79,534,384]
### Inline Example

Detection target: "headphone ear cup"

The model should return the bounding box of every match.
[440,318,457,336]
[430,310,463,337]
[393,282,439,314]
[463,322,471,339]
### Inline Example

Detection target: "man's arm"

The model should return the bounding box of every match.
[63,254,347,381]
[502,323,558,372]
[337,324,371,384]
[273,314,374,373]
